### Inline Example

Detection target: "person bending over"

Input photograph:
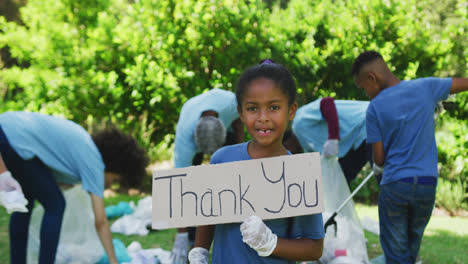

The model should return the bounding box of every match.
[0,111,148,264]
[286,97,376,184]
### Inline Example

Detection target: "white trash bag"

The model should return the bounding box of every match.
[27,185,104,264]
[319,157,369,264]
[111,196,152,236]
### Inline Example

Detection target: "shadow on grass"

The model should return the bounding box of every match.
[365,229,468,264]
[420,229,468,264]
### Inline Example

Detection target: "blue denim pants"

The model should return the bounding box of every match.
[378,179,436,264]
[0,126,65,264]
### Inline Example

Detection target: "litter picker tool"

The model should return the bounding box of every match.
[324,171,375,235]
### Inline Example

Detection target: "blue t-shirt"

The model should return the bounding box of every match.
[292,99,369,157]
[366,78,452,185]
[0,111,105,197]
[173,88,238,168]
[210,142,325,264]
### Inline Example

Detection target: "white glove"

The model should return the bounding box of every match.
[322,139,339,158]
[373,163,384,175]
[240,215,278,257]
[0,190,28,214]
[170,232,189,264]
[0,171,28,213]
[188,247,209,264]
[0,171,23,193]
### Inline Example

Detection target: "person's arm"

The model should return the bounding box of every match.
[0,153,23,193]
[188,225,215,263]
[450,78,468,94]
[365,103,384,168]
[372,141,385,166]
[320,97,340,140]
[194,224,215,249]
[0,153,7,173]
[90,193,118,264]
[231,118,244,143]
[320,97,340,157]
[272,237,323,261]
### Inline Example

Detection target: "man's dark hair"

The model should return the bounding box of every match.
[236,59,297,107]
[92,127,149,187]
[351,51,383,76]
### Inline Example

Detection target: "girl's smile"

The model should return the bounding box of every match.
[256,128,272,135]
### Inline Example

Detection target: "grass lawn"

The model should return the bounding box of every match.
[1,197,466,263]
[105,194,177,251]
[355,203,468,263]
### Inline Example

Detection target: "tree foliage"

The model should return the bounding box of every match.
[0,0,269,144]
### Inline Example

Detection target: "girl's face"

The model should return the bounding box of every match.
[238,78,297,151]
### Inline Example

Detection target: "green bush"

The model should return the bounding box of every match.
[266,0,466,102]
[349,164,380,204]
[434,112,468,211]
[436,177,468,215]
[0,0,270,156]
[436,113,467,180]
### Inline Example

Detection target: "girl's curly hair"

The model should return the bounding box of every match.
[92,127,149,187]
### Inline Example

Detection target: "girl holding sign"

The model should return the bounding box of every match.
[188,60,325,263]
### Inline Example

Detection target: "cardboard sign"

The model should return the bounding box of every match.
[152,152,323,229]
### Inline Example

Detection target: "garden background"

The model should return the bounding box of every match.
[0,0,467,262]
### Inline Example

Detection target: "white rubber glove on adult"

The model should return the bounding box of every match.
[240,215,278,257]
[322,139,339,158]
[0,171,22,193]
[170,232,189,264]
[0,190,28,213]
[0,171,28,213]
[188,247,209,264]
[373,163,384,175]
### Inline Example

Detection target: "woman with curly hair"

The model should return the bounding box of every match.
[0,111,149,264]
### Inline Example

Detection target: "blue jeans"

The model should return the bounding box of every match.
[0,127,65,264]
[378,179,436,264]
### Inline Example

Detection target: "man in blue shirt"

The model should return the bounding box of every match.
[171,88,244,264]
[290,97,372,184]
[0,111,149,264]
[351,51,468,264]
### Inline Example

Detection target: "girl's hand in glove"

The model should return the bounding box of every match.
[188,247,209,264]
[240,215,278,257]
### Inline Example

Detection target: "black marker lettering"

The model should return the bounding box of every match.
[263,162,286,213]
[218,189,237,216]
[153,174,187,218]
[201,189,218,217]
[239,174,256,214]
[180,179,198,217]
[303,180,318,207]
[288,183,303,207]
